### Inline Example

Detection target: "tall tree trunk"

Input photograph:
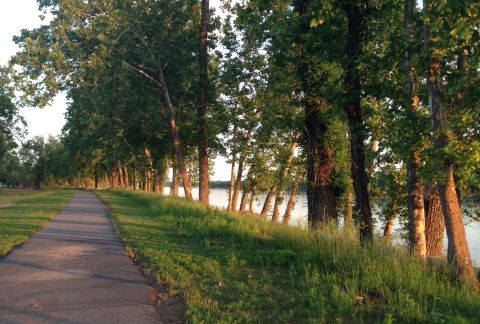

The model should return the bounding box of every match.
[240,169,255,212]
[383,217,395,246]
[118,161,125,189]
[154,169,160,193]
[240,190,249,212]
[198,0,210,204]
[232,155,246,212]
[384,198,399,246]
[282,177,300,225]
[408,152,426,257]
[260,186,276,218]
[343,1,373,242]
[227,125,238,212]
[123,165,129,189]
[111,167,118,189]
[144,147,154,193]
[227,157,237,212]
[171,157,179,197]
[425,184,445,257]
[272,143,297,223]
[94,175,99,189]
[104,173,109,189]
[158,70,193,200]
[271,191,284,223]
[423,1,477,288]
[133,162,137,190]
[231,129,254,212]
[295,0,338,230]
[145,169,151,192]
[249,190,256,212]
[405,0,426,258]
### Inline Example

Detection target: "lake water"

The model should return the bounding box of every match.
[164,187,480,266]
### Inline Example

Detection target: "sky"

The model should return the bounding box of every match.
[0,0,67,140]
[1,0,231,181]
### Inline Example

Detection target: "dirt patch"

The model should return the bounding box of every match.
[156,295,186,324]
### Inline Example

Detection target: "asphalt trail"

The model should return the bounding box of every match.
[0,191,157,323]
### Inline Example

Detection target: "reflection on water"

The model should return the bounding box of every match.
[164,187,480,266]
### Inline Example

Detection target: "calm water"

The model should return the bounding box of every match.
[165,187,480,266]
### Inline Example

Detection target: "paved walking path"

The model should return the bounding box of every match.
[0,191,158,323]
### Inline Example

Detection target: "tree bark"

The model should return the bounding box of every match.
[272,143,296,223]
[423,1,477,288]
[198,0,210,204]
[260,186,276,218]
[144,147,153,193]
[405,0,426,258]
[282,177,300,225]
[408,152,426,257]
[383,217,395,246]
[118,161,125,189]
[154,169,160,193]
[227,157,237,212]
[231,129,254,212]
[295,0,337,230]
[425,184,445,257]
[343,1,373,242]
[111,167,118,189]
[271,191,284,223]
[123,165,129,189]
[249,191,256,212]
[158,70,193,200]
[240,168,255,212]
[133,162,137,190]
[240,190,249,212]
[171,157,179,197]
[232,154,246,212]
[145,169,151,192]
[104,173,109,189]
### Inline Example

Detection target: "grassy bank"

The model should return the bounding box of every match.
[0,189,73,256]
[97,190,480,323]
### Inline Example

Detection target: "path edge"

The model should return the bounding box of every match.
[91,189,186,324]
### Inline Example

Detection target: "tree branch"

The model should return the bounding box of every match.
[123,62,162,88]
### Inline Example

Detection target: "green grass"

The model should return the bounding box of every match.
[0,189,74,256]
[97,189,480,323]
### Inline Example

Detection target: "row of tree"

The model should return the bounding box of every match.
[1,0,479,288]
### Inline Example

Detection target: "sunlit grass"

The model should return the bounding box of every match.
[97,189,480,323]
[0,190,73,256]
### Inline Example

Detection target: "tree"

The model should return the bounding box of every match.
[423,0,477,288]
[13,0,202,199]
[198,0,210,203]
[342,0,374,242]
[404,0,426,258]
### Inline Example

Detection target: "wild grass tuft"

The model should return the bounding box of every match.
[98,190,480,323]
